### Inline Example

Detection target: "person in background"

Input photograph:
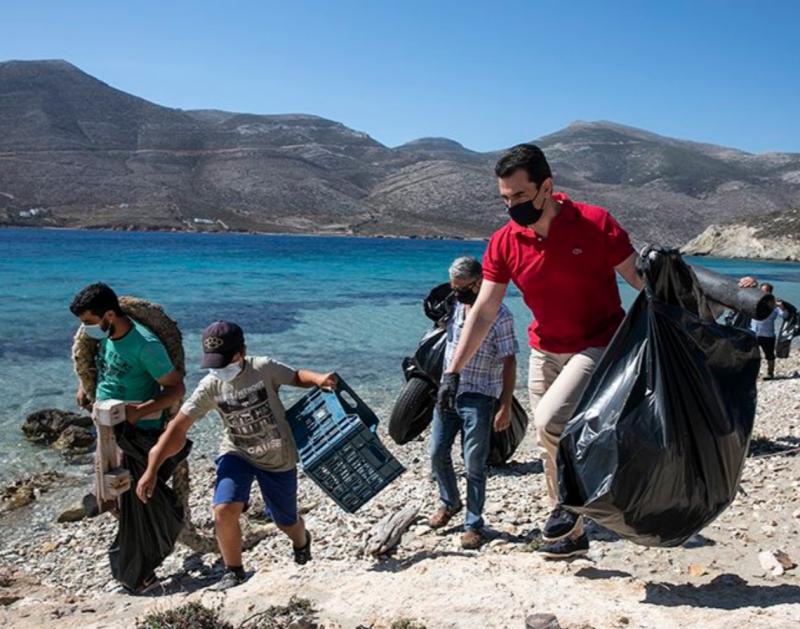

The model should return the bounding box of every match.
[428,257,518,550]
[137,321,337,591]
[438,144,644,559]
[738,277,790,379]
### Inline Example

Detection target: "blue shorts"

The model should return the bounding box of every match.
[213,453,299,526]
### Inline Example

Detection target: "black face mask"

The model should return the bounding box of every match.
[507,189,546,226]
[454,288,478,305]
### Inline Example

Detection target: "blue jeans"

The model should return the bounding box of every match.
[429,392,495,531]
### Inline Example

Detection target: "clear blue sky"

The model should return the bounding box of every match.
[3,0,799,153]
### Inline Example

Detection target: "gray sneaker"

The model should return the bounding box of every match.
[211,570,246,591]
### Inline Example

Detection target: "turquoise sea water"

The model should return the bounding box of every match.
[1,227,799,481]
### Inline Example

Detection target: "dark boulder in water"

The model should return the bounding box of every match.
[21,409,92,445]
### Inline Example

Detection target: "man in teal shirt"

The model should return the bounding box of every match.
[70,282,186,593]
[71,283,185,429]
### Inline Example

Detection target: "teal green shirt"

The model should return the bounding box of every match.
[95,320,175,431]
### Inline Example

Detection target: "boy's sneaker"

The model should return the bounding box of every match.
[542,506,580,541]
[538,533,590,560]
[211,569,246,591]
[294,531,312,565]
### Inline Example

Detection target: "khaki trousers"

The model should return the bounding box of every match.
[528,346,605,511]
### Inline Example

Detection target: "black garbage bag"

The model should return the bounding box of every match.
[488,397,529,466]
[412,326,449,384]
[109,422,191,590]
[558,248,761,547]
[776,300,798,359]
[424,282,455,324]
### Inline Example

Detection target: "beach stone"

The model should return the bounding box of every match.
[53,425,95,453]
[774,550,796,571]
[57,506,86,524]
[22,409,92,445]
[1,471,62,513]
[286,620,318,629]
[40,541,59,554]
[688,563,707,577]
[525,613,561,629]
[758,550,785,576]
[0,593,22,606]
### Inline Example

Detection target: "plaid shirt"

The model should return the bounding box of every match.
[444,302,519,399]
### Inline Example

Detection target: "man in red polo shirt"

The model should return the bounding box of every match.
[438,144,644,559]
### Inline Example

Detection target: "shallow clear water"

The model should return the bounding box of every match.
[1,227,798,481]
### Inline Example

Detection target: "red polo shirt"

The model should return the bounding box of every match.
[482,193,634,353]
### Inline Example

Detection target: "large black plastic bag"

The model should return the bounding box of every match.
[488,397,529,466]
[558,248,761,547]
[109,423,191,590]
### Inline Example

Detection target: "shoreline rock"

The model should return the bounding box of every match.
[22,409,95,460]
[0,471,63,513]
[682,209,800,261]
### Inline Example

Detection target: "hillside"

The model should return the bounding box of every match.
[2,60,800,245]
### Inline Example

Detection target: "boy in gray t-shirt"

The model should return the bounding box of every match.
[137,321,337,591]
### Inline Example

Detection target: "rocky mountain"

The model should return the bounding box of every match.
[2,59,800,246]
[682,207,800,261]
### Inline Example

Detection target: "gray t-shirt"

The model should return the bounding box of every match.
[180,356,298,472]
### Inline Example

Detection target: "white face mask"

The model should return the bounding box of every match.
[82,322,109,340]
[211,360,243,383]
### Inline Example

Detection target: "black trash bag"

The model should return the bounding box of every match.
[424,282,455,324]
[488,397,529,466]
[558,248,761,547]
[109,422,191,590]
[411,326,448,384]
[776,300,798,359]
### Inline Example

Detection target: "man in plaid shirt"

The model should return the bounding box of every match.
[428,256,519,549]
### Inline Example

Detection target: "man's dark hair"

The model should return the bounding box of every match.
[69,283,123,317]
[761,282,774,294]
[494,143,552,185]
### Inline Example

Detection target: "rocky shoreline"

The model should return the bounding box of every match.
[0,223,483,242]
[682,209,800,262]
[1,355,799,628]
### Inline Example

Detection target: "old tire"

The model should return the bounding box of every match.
[389,377,436,445]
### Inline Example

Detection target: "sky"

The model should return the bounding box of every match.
[3,0,799,154]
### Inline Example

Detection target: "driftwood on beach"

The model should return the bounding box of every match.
[364,504,420,556]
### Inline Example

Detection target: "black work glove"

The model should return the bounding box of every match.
[437,372,460,412]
